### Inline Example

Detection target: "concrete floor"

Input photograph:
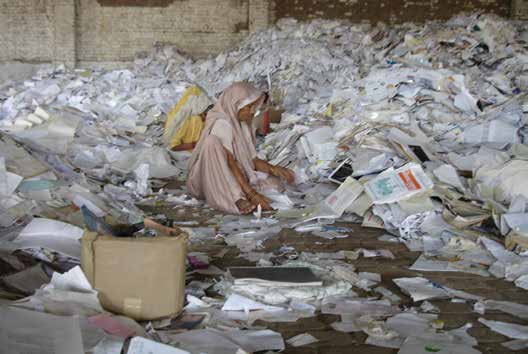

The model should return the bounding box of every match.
[150,203,528,354]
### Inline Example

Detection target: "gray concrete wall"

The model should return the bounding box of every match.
[0,0,524,70]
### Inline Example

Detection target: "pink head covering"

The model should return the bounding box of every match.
[188,82,264,183]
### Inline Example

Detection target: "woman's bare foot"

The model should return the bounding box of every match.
[236,199,256,214]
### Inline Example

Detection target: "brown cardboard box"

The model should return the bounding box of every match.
[81,221,187,320]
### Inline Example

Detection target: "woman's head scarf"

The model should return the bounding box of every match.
[188,82,264,183]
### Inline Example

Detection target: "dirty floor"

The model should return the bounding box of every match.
[144,203,528,354]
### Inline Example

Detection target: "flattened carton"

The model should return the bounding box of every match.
[81,219,187,320]
[365,163,434,204]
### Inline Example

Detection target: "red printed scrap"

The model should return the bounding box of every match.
[88,314,136,338]
[398,170,421,191]
[327,195,338,205]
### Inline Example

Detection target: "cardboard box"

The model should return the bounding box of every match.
[81,220,187,320]
[254,107,284,136]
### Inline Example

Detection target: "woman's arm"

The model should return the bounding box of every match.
[253,158,273,174]
[226,149,272,210]
[227,149,256,196]
[253,158,295,184]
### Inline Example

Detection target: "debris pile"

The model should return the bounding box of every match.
[0,12,528,354]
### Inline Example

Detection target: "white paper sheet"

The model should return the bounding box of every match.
[49,265,93,292]
[286,333,318,347]
[433,164,465,191]
[222,329,285,352]
[462,119,519,145]
[475,300,528,320]
[331,321,361,332]
[167,328,284,354]
[128,337,190,354]
[16,266,103,316]
[323,176,364,217]
[0,156,24,196]
[409,255,489,276]
[479,318,528,339]
[515,274,528,290]
[502,339,528,350]
[393,277,482,302]
[10,112,81,154]
[386,313,437,338]
[393,277,449,301]
[454,88,479,113]
[164,329,243,354]
[222,294,283,312]
[93,336,125,354]
[322,298,398,319]
[12,218,84,259]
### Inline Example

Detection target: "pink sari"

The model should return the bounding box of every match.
[187,82,264,214]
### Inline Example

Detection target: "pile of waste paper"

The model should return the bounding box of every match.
[1,11,528,354]
[183,12,528,289]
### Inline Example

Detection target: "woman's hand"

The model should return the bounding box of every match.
[249,193,273,211]
[271,166,295,184]
[253,158,295,184]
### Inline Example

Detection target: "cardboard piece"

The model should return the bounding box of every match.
[254,107,284,136]
[81,219,188,320]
